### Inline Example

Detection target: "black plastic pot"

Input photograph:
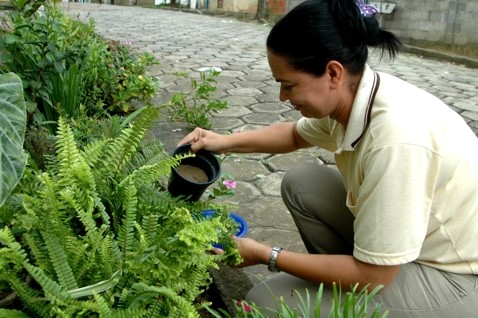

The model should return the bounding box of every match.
[168,144,221,202]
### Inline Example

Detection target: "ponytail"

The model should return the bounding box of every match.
[363,16,401,59]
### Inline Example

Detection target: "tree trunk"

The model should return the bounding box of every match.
[255,0,268,21]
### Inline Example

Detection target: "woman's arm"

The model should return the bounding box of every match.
[236,237,400,292]
[178,122,312,154]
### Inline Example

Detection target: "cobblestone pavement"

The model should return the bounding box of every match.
[63,3,478,286]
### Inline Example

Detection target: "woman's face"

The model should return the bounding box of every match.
[267,51,337,119]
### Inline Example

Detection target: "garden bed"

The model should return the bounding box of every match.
[200,263,254,317]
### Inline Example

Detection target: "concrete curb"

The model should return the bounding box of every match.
[402,44,478,69]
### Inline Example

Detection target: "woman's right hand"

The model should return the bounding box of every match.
[177,128,229,154]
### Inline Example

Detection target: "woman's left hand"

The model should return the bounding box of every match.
[231,237,271,268]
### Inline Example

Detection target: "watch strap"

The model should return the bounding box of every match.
[268,246,282,272]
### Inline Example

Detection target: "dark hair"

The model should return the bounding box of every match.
[266,0,401,76]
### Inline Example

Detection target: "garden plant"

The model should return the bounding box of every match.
[0,1,389,317]
[0,2,241,316]
[0,71,241,316]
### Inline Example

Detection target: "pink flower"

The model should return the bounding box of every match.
[236,300,251,313]
[223,179,237,190]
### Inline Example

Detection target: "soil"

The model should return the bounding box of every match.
[197,282,230,317]
[176,164,209,183]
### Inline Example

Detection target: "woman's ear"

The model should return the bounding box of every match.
[325,60,344,88]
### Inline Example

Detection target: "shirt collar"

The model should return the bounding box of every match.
[335,65,380,154]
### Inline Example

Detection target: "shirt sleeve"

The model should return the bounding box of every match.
[296,117,340,153]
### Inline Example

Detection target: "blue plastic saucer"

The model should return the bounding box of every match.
[202,210,248,249]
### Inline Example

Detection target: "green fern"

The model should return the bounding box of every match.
[0,227,27,266]
[102,107,160,175]
[117,177,138,261]
[42,230,78,290]
[24,262,73,305]
[0,105,239,316]
[0,271,49,317]
[0,309,30,318]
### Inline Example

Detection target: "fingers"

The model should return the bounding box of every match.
[177,128,205,152]
[212,247,224,254]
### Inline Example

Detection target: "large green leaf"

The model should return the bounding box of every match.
[0,72,27,207]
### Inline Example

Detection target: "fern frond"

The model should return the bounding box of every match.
[59,188,97,237]
[133,222,147,252]
[93,293,112,317]
[117,177,138,261]
[0,271,51,318]
[127,155,183,189]
[81,139,109,168]
[141,214,159,246]
[110,307,150,318]
[41,230,78,290]
[99,238,120,281]
[0,227,27,266]
[55,118,101,227]
[24,262,72,305]
[94,195,110,227]
[130,138,167,169]
[0,309,30,318]
[55,118,83,184]
[103,106,160,174]
[35,173,70,225]
[126,283,200,318]
[23,232,50,269]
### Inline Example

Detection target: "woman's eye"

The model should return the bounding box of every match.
[282,84,294,91]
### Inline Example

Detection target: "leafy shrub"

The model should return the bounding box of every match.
[168,70,228,129]
[0,3,158,131]
[0,103,241,316]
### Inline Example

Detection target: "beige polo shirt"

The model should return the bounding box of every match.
[297,65,478,275]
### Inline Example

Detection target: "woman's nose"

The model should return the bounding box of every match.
[279,88,288,102]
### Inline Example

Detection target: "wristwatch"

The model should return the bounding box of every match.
[268,246,283,272]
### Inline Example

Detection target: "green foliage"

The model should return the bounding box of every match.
[10,0,45,17]
[0,72,27,206]
[0,106,241,316]
[168,70,228,129]
[0,4,158,131]
[208,283,388,318]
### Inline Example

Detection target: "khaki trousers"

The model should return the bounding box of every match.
[246,163,478,317]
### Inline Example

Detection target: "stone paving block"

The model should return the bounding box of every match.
[239,195,295,231]
[282,109,303,121]
[233,80,267,89]
[213,181,262,206]
[227,87,263,96]
[209,117,244,131]
[462,110,478,121]
[250,102,290,113]
[255,172,285,197]
[266,151,324,172]
[452,101,478,111]
[241,73,273,83]
[243,112,284,125]
[221,157,270,182]
[220,70,246,77]
[216,105,252,117]
[224,96,258,107]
